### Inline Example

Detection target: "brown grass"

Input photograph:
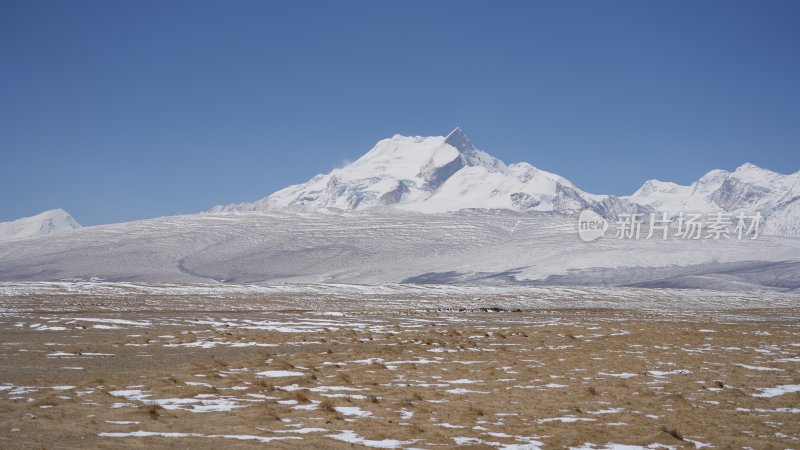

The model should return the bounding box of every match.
[319,399,336,413]
[660,426,684,441]
[146,402,162,420]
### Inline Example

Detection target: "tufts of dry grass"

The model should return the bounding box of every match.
[660,426,684,441]
[273,359,297,370]
[319,399,337,413]
[371,360,388,369]
[256,379,274,390]
[292,391,310,403]
[264,404,282,421]
[469,405,485,416]
[212,358,229,368]
[145,402,163,420]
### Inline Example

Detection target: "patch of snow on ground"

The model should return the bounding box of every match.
[598,372,638,378]
[326,430,413,448]
[753,384,800,398]
[255,370,305,378]
[734,364,783,371]
[334,406,372,417]
[98,430,301,444]
[536,417,596,424]
[647,370,691,378]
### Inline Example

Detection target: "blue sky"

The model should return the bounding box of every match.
[1,1,799,225]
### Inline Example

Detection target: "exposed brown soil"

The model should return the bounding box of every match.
[0,294,798,449]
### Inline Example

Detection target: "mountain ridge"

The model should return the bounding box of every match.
[210,128,641,218]
[210,128,799,235]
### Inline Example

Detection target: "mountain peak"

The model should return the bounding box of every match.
[733,162,777,176]
[444,126,464,138]
[444,127,474,154]
[442,127,506,173]
[37,208,70,218]
[736,162,759,170]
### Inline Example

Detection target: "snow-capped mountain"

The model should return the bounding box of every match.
[625,163,800,219]
[211,128,798,235]
[212,128,640,218]
[0,209,81,242]
[0,130,795,287]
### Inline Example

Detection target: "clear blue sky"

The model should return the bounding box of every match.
[1,1,799,225]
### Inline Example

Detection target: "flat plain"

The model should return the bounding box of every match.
[0,283,798,449]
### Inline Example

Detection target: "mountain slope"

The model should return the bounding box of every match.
[1,211,798,290]
[0,209,81,242]
[762,181,800,236]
